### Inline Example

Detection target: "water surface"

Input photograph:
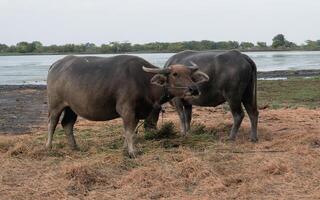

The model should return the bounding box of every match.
[0,51,320,85]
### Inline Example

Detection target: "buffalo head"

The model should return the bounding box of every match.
[143,62,209,99]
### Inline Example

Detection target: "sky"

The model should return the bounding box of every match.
[1,0,319,45]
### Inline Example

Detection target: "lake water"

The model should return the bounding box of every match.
[0,51,320,85]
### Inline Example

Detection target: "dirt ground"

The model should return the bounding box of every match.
[0,85,47,134]
[0,86,320,199]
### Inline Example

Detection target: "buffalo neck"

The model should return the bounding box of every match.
[149,85,174,107]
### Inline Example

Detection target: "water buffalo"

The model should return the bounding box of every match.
[145,50,259,142]
[46,55,209,157]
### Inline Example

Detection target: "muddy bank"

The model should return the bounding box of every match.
[258,69,320,78]
[0,85,47,134]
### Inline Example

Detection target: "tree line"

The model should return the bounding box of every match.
[0,34,319,54]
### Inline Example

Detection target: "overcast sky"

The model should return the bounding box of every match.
[1,0,319,45]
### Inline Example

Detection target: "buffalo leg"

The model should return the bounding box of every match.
[243,101,259,142]
[144,105,161,130]
[184,103,192,134]
[228,101,244,140]
[123,117,138,158]
[117,103,138,158]
[173,98,192,136]
[46,109,63,149]
[61,107,78,149]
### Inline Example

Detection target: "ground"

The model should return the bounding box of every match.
[0,78,320,199]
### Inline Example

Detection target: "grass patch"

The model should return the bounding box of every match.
[106,138,123,150]
[142,122,224,151]
[0,139,15,153]
[159,134,218,151]
[258,77,320,109]
[120,158,140,170]
[144,122,177,140]
[156,123,220,150]
[189,123,207,135]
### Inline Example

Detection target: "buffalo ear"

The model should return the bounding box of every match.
[192,70,210,83]
[150,74,167,86]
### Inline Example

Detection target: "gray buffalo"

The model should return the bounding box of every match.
[46,55,209,157]
[145,50,259,142]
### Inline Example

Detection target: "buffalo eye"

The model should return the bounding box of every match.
[172,72,178,77]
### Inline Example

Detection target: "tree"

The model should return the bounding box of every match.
[132,44,144,52]
[304,40,320,50]
[256,42,267,48]
[8,45,17,52]
[228,41,240,49]
[183,41,201,50]
[61,44,76,52]
[272,34,286,48]
[167,42,184,52]
[101,44,112,53]
[84,43,97,53]
[0,38,313,54]
[45,45,59,53]
[0,43,8,53]
[31,41,43,52]
[119,42,132,52]
[284,41,297,48]
[16,42,33,53]
[109,42,121,53]
[272,34,297,49]
[240,42,254,49]
[216,41,239,49]
[199,40,215,50]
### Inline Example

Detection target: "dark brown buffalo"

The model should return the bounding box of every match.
[46,55,209,157]
[145,50,259,142]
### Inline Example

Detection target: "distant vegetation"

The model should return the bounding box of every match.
[0,34,320,55]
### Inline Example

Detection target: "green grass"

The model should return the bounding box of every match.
[142,122,223,152]
[258,77,320,109]
[31,122,221,159]
[144,122,178,140]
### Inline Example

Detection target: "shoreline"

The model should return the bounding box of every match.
[1,69,320,87]
[257,69,320,78]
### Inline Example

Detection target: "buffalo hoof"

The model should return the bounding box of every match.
[70,145,80,151]
[128,151,136,159]
[180,131,189,137]
[182,134,188,138]
[250,137,258,143]
[226,136,236,142]
[144,127,157,132]
[123,149,137,159]
[45,143,52,150]
[144,122,158,132]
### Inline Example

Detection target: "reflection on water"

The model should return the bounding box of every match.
[258,77,288,80]
[247,51,320,71]
[1,51,320,85]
